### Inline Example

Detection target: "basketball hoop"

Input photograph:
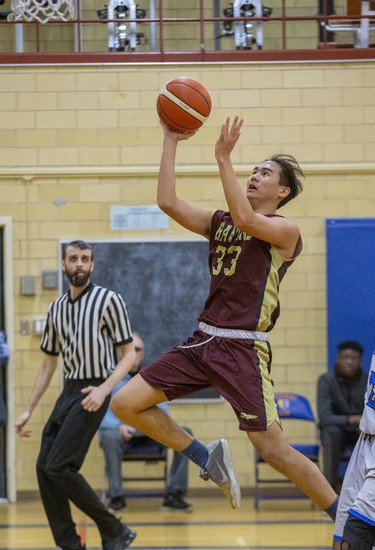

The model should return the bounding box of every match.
[8,0,75,24]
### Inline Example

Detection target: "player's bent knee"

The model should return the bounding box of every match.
[109,394,129,418]
[341,514,375,550]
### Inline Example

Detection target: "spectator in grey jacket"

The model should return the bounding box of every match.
[317,340,367,493]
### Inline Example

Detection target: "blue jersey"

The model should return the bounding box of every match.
[359,351,375,435]
[334,351,375,543]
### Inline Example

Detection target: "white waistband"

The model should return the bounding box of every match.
[198,322,269,342]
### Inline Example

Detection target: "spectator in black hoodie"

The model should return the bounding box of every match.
[317,340,367,493]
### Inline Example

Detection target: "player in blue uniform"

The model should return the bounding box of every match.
[333,351,375,550]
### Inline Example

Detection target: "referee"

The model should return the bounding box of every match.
[15,240,137,550]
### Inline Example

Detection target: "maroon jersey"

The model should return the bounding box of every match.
[198,209,302,332]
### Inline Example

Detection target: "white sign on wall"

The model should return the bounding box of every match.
[110,205,169,230]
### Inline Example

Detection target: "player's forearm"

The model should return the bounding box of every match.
[217,156,254,228]
[157,137,179,212]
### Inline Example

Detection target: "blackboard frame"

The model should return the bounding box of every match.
[59,238,223,403]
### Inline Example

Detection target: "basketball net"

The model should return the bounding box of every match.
[8,0,75,24]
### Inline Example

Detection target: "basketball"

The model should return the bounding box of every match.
[156,77,212,133]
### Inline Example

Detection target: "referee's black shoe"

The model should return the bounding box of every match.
[103,524,137,550]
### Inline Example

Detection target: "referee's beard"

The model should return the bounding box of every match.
[66,271,91,288]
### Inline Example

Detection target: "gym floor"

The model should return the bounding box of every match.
[0,495,334,550]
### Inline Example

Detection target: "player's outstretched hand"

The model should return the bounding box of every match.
[215,116,243,161]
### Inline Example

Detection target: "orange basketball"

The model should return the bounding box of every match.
[156,77,212,133]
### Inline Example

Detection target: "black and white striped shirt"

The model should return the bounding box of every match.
[41,283,132,380]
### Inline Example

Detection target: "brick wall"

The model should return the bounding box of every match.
[1,60,374,497]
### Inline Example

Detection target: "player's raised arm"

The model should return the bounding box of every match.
[215,117,302,259]
[157,124,212,239]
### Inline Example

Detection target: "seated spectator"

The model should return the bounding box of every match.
[99,333,193,512]
[317,340,367,493]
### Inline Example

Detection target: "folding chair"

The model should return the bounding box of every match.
[121,433,168,496]
[254,392,320,510]
[102,433,168,502]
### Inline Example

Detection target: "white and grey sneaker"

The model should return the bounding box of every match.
[199,439,241,509]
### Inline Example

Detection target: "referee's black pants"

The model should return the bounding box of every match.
[36,378,122,550]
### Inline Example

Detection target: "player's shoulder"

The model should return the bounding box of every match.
[267,213,299,228]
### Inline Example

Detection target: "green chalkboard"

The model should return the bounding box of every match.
[60,239,221,402]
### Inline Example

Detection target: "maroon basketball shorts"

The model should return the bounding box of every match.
[140,330,279,431]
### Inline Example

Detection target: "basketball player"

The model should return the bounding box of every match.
[111,117,338,519]
[333,351,375,550]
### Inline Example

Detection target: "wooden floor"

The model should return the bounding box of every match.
[0,495,335,550]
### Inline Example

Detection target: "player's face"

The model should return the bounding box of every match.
[62,246,94,288]
[246,161,289,204]
[336,349,362,378]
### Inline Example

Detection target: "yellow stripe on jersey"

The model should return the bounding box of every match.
[256,246,285,332]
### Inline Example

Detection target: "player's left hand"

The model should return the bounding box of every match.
[81,385,107,412]
[215,116,243,160]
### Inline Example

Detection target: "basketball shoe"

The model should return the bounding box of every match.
[199,439,241,509]
[103,524,136,550]
[161,493,193,512]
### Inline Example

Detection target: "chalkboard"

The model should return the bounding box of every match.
[60,239,222,402]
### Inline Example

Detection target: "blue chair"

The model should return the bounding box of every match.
[120,433,168,496]
[102,433,168,502]
[254,392,320,510]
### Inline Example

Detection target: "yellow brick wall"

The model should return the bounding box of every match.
[1,60,374,499]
